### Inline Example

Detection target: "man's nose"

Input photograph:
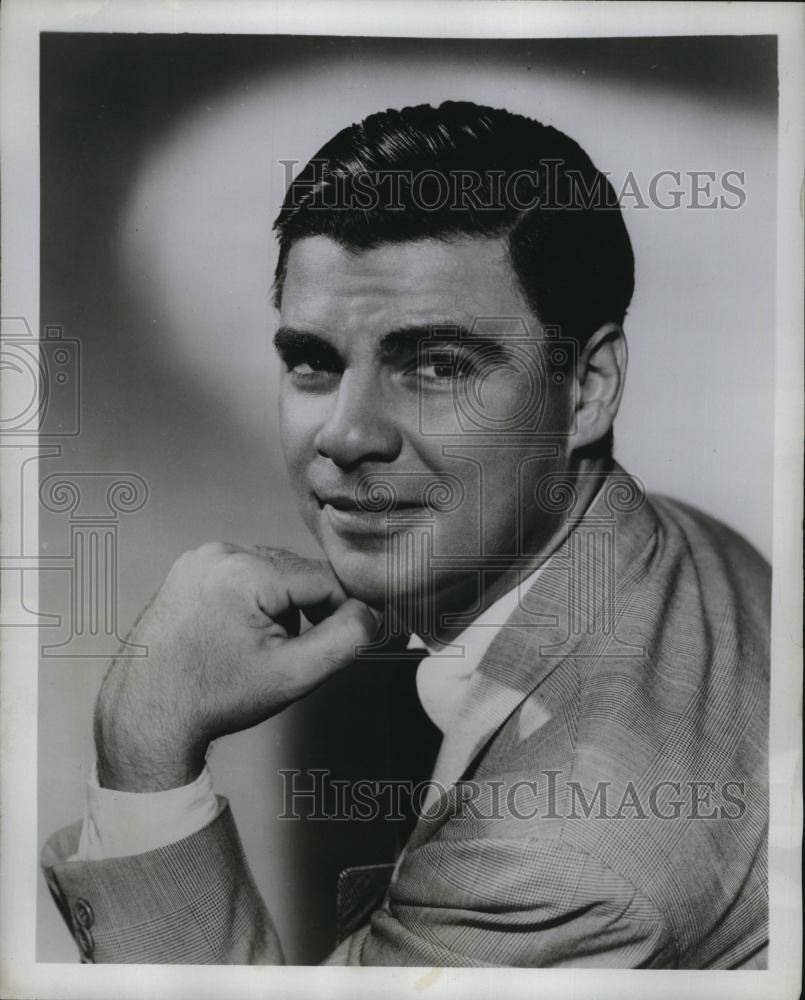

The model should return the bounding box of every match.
[313,371,404,469]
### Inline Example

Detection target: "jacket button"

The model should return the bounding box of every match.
[72,897,94,929]
[75,924,95,962]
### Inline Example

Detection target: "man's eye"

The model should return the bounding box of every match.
[412,347,506,385]
[290,361,325,376]
[419,362,457,382]
[412,350,462,385]
[285,355,341,381]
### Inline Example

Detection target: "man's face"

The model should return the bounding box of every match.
[276,235,572,620]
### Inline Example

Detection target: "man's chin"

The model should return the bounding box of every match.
[320,549,389,606]
[322,548,432,617]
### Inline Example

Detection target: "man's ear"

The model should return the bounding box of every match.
[568,322,628,454]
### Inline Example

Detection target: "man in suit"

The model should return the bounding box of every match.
[42,102,769,967]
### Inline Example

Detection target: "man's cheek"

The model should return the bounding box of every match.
[278,411,313,481]
[278,390,308,444]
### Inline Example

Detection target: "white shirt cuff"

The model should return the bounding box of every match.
[69,762,222,862]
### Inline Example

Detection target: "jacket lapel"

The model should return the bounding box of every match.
[424,465,656,811]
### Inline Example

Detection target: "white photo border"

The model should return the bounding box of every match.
[1,2,802,998]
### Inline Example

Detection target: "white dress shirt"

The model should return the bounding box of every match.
[71,563,545,862]
[410,561,545,732]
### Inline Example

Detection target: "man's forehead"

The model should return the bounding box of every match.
[279,235,538,338]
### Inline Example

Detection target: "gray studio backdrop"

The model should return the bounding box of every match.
[37,34,777,962]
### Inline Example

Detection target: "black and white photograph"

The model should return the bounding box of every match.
[1,2,802,998]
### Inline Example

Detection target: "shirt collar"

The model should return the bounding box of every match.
[407,558,547,662]
[407,475,607,660]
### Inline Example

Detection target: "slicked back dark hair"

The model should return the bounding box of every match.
[272,101,634,352]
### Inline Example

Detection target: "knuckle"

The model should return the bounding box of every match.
[339,602,373,646]
[195,541,233,562]
[344,597,372,625]
[257,546,322,575]
[169,543,235,586]
[207,552,270,599]
[251,544,284,562]
[264,548,299,571]
[220,551,258,581]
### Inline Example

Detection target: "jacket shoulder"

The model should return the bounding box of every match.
[648,493,769,575]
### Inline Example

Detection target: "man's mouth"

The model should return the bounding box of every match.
[314,491,427,535]
[316,494,422,512]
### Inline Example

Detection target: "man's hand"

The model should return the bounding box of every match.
[94,543,379,792]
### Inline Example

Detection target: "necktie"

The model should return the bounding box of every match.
[387,647,443,844]
[334,645,443,943]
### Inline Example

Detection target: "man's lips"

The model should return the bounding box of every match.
[309,472,466,525]
[313,491,429,536]
[315,493,423,512]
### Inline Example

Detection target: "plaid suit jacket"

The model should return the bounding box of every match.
[42,466,770,967]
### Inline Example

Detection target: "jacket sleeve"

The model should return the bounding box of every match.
[41,798,283,964]
[356,835,678,967]
[42,814,676,967]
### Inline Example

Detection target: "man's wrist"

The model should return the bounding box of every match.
[94,720,206,791]
[93,675,208,791]
[95,751,206,792]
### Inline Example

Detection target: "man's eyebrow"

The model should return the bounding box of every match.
[273,327,338,354]
[272,324,482,361]
[378,325,475,358]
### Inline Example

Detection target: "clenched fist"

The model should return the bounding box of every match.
[94,543,379,792]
